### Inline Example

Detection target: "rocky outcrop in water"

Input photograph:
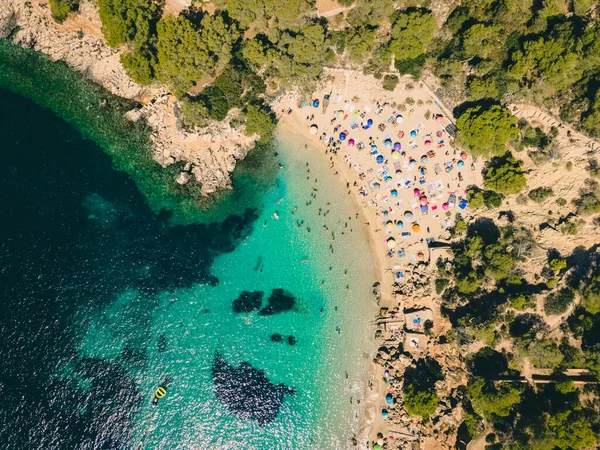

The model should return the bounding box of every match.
[0,0,258,196]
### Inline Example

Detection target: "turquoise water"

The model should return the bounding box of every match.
[0,41,377,449]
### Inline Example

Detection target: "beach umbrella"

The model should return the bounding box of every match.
[386,220,394,230]
[371,144,378,152]
[384,176,392,183]
[373,182,381,190]
[420,167,427,176]
[391,189,398,198]
[421,155,428,164]
[421,205,429,214]
[313,99,319,108]
[457,160,465,167]
[397,220,404,228]
[348,138,355,146]
[396,114,403,123]
[386,238,396,249]
[309,124,318,135]
[424,140,432,147]
[381,409,389,419]
[404,211,414,220]
[412,223,421,232]
[376,155,384,164]
[373,445,381,450]
[339,132,346,141]
[417,251,425,260]
[442,203,449,210]
[413,188,420,196]
[419,196,428,206]
[386,393,394,404]
[383,210,389,218]
[461,152,468,160]
[410,130,417,138]
[391,150,401,160]
[436,130,443,137]
[436,114,444,123]
[409,159,417,167]
[393,142,401,150]
[367,118,373,126]
[384,139,393,148]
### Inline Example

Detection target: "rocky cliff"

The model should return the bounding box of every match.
[0,0,257,195]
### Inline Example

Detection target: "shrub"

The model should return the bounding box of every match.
[524,339,564,368]
[561,220,579,235]
[549,258,567,272]
[484,190,503,208]
[544,288,575,315]
[468,188,485,209]
[510,294,534,310]
[382,74,399,91]
[435,278,450,294]
[245,105,276,143]
[555,197,567,206]
[49,0,79,23]
[181,97,209,127]
[454,219,467,235]
[528,187,554,203]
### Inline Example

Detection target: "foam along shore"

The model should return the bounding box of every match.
[275,69,483,448]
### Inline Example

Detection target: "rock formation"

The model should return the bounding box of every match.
[0,0,258,196]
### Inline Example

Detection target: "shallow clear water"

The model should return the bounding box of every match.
[0,41,377,449]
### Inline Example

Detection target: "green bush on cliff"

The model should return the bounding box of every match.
[483,155,526,195]
[49,0,79,23]
[181,97,210,127]
[404,384,440,418]
[456,105,518,158]
[120,46,157,85]
[468,379,522,420]
[245,105,276,142]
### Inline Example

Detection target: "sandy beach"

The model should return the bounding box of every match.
[275,69,483,449]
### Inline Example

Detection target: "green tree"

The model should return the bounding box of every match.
[462,24,504,60]
[544,288,575,315]
[468,188,485,209]
[548,258,566,272]
[49,0,79,23]
[120,46,157,84]
[181,96,210,127]
[98,0,162,47]
[483,155,526,195]
[404,384,440,418]
[156,14,239,96]
[468,379,523,420]
[245,105,276,142]
[524,339,564,368]
[509,37,583,92]
[531,410,596,450]
[388,10,437,61]
[528,187,554,203]
[345,27,377,62]
[467,77,499,101]
[457,104,518,158]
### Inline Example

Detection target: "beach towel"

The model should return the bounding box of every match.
[411,200,419,210]
[433,164,441,175]
[427,183,434,194]
[343,103,350,111]
[435,179,444,190]
[417,122,425,131]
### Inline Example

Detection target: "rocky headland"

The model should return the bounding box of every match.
[0,0,258,196]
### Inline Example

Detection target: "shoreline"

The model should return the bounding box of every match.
[278,111,394,449]
[273,69,482,449]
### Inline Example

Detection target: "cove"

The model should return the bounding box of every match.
[0,40,379,449]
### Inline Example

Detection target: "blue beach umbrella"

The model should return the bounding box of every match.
[384,138,393,148]
[458,160,465,167]
[382,409,388,419]
[410,130,417,138]
[367,118,373,126]
[313,99,319,108]
[386,393,394,404]
[397,220,404,228]
[391,189,398,198]
[383,210,389,218]
[339,133,346,141]
[394,142,401,150]
[376,155,384,164]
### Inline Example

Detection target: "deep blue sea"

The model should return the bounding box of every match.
[0,40,377,449]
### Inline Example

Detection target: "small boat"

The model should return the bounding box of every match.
[153,386,167,407]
